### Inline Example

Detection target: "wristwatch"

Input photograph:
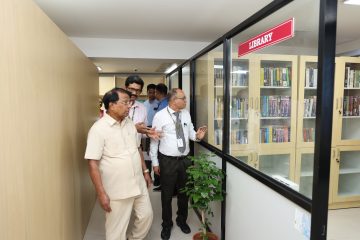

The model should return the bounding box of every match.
[143,169,150,173]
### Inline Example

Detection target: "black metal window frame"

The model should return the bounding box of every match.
[167,0,337,239]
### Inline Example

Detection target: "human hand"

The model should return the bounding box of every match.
[98,192,111,212]
[144,172,153,188]
[147,127,163,140]
[135,122,148,134]
[153,166,160,176]
[196,125,207,140]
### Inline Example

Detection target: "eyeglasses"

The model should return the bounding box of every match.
[127,87,142,94]
[175,96,186,100]
[117,100,133,106]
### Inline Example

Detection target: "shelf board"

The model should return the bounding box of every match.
[338,190,360,197]
[260,86,291,89]
[344,87,360,90]
[300,171,314,177]
[214,85,223,88]
[304,87,317,90]
[303,116,316,119]
[339,168,360,174]
[232,86,248,89]
[260,116,291,120]
[214,118,223,121]
[342,116,360,119]
[231,117,248,120]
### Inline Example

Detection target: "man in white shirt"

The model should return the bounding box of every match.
[150,88,207,240]
[125,75,148,144]
[85,88,153,240]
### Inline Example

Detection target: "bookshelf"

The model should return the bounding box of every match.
[332,57,360,147]
[204,53,360,208]
[329,146,360,209]
[296,56,318,148]
[254,54,298,152]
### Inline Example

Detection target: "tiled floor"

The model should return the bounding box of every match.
[83,186,201,240]
[327,208,360,240]
[84,187,360,240]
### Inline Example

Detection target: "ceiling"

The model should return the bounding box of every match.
[34,0,360,74]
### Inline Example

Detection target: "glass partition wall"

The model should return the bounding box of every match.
[228,0,320,199]
[195,45,224,149]
[169,71,179,89]
[167,0,340,239]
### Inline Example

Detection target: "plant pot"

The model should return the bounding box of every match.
[193,231,219,240]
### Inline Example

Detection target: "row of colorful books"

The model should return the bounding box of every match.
[303,127,315,142]
[214,129,248,145]
[260,67,291,87]
[344,66,360,88]
[260,96,291,117]
[343,95,360,116]
[230,129,248,144]
[259,126,291,143]
[214,97,223,119]
[305,67,318,88]
[304,96,317,118]
[231,97,248,118]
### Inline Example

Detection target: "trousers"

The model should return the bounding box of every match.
[158,152,191,227]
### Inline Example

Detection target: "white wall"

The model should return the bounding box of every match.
[226,163,310,240]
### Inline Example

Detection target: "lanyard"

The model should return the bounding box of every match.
[131,106,137,121]
[167,107,182,134]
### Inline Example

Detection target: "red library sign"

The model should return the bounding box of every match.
[238,18,295,57]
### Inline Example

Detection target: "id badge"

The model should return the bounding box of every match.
[177,138,184,147]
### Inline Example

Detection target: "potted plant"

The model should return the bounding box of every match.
[182,152,225,240]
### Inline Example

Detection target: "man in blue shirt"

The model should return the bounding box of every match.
[143,84,159,184]
[155,83,168,111]
[143,84,159,126]
[152,83,168,190]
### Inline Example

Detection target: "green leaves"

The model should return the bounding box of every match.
[181,152,225,239]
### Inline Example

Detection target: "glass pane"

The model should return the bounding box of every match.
[182,64,191,112]
[329,2,360,240]
[342,63,360,140]
[300,153,314,199]
[259,154,290,179]
[228,0,319,200]
[338,151,360,197]
[195,45,223,149]
[170,71,179,89]
[303,61,317,142]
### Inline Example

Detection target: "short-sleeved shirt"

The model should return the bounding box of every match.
[129,101,147,142]
[143,99,159,126]
[84,114,146,200]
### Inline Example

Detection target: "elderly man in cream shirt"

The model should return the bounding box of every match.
[85,87,153,240]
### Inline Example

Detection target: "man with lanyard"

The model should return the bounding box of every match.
[150,88,207,240]
[125,75,149,146]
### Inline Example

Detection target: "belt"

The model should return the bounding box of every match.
[159,152,187,160]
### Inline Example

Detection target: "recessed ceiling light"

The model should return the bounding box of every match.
[96,66,103,72]
[344,0,360,5]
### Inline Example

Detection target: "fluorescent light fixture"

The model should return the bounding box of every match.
[344,0,360,5]
[165,63,178,74]
[96,66,103,72]
[214,65,223,69]
[231,70,248,74]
